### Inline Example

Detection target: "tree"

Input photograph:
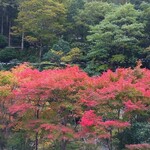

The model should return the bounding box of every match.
[0,34,7,48]
[0,0,18,46]
[9,64,91,150]
[72,1,113,46]
[75,1,113,26]
[0,69,16,149]
[80,62,150,150]
[16,0,66,60]
[86,3,145,75]
[1,62,150,149]
[62,0,85,42]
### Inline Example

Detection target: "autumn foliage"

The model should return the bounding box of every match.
[0,63,149,149]
[126,143,150,150]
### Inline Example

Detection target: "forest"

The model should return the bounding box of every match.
[0,0,150,150]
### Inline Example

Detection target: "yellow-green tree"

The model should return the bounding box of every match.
[16,0,66,60]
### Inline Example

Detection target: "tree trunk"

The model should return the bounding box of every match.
[8,21,11,47]
[39,43,43,63]
[38,43,43,70]
[21,32,24,50]
[0,145,4,150]
[108,130,113,150]
[35,132,38,150]
[35,109,39,150]
[61,140,67,150]
[1,15,4,35]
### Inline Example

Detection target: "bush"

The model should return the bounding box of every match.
[0,132,6,150]
[0,35,8,48]
[19,48,39,62]
[117,122,150,149]
[43,49,63,63]
[7,132,32,150]
[52,38,70,53]
[0,48,19,62]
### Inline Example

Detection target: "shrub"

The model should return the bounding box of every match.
[0,35,8,48]
[0,48,19,62]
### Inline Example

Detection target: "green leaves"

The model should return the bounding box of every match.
[110,54,126,64]
[17,0,66,42]
[0,34,7,48]
[86,3,146,74]
[75,1,113,26]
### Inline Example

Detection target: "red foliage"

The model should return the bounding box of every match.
[5,63,149,146]
[9,103,33,114]
[124,100,147,112]
[79,66,150,141]
[40,123,78,140]
[99,120,130,128]
[80,110,102,127]
[126,143,150,150]
[80,110,130,140]
[9,64,90,142]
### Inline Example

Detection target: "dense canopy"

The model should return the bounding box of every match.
[0,0,150,149]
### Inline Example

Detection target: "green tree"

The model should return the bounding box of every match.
[63,0,85,42]
[16,0,66,61]
[0,34,7,48]
[0,0,18,48]
[72,1,113,49]
[75,1,113,26]
[130,0,150,7]
[138,2,150,69]
[52,38,70,53]
[117,122,150,149]
[140,2,150,47]
[43,38,70,64]
[86,3,145,75]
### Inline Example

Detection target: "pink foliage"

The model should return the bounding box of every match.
[8,64,150,143]
[100,120,130,128]
[124,100,147,112]
[9,103,33,114]
[80,110,102,127]
[126,143,150,150]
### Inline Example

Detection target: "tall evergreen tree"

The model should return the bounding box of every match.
[86,4,145,75]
